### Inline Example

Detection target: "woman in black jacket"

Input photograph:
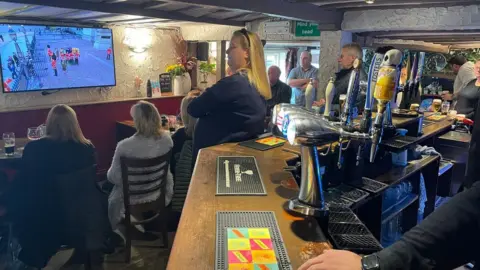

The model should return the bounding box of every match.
[188,29,271,162]
[10,104,107,269]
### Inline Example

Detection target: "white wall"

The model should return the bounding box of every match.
[0,26,181,111]
[317,31,352,100]
[180,23,241,41]
[343,5,480,32]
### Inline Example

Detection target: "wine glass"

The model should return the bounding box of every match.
[27,127,41,141]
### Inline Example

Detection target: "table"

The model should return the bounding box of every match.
[167,143,330,270]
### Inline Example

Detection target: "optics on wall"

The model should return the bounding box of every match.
[123,28,153,53]
[365,0,375,3]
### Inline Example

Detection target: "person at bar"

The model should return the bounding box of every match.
[188,29,271,162]
[464,60,480,189]
[170,89,201,174]
[315,43,367,114]
[107,101,174,240]
[9,104,105,269]
[442,58,479,119]
[287,50,319,107]
[443,55,476,98]
[299,181,480,270]
[267,65,291,117]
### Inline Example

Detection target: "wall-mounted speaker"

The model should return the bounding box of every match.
[197,42,209,61]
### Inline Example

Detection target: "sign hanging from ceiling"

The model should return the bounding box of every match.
[295,21,321,37]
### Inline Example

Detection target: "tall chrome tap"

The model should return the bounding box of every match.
[272,104,371,217]
[361,52,384,133]
[341,58,362,129]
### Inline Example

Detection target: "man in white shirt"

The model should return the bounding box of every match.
[442,55,476,102]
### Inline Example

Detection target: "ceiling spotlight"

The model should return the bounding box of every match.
[365,0,375,3]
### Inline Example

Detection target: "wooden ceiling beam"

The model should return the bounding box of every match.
[5,0,245,26]
[359,30,480,38]
[162,0,343,28]
[342,0,479,11]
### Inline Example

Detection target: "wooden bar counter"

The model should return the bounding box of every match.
[167,143,330,270]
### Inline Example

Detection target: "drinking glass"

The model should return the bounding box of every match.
[339,94,347,113]
[27,127,41,141]
[168,115,177,133]
[441,101,450,115]
[2,132,15,157]
[432,99,442,112]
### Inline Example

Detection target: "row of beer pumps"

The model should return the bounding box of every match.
[272,48,426,220]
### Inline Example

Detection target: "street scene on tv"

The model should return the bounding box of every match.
[0,25,115,92]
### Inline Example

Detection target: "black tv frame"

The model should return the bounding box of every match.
[0,23,116,93]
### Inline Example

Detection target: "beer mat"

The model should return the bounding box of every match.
[239,137,286,151]
[216,211,292,270]
[216,156,266,195]
[426,114,446,121]
[392,109,418,118]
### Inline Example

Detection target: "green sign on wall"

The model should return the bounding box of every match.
[295,21,321,37]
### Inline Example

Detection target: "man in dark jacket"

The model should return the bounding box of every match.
[465,62,480,188]
[266,65,291,116]
[333,43,367,111]
[299,181,480,270]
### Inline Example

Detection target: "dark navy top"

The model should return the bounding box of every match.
[188,73,266,160]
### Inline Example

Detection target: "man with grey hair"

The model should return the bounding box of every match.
[315,43,367,112]
[287,50,319,107]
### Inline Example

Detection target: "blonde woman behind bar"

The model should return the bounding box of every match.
[107,101,174,238]
[188,28,271,163]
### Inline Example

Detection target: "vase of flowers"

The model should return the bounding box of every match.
[166,64,186,95]
[166,55,197,96]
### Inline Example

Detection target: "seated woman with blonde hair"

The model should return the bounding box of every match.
[10,104,105,269]
[107,100,174,238]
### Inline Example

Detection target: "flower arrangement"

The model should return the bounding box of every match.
[166,55,197,78]
[166,64,186,77]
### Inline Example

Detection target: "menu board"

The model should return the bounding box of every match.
[159,73,172,93]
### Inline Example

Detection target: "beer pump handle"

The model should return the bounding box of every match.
[324,77,335,118]
[305,78,314,110]
[341,58,362,127]
[362,53,384,133]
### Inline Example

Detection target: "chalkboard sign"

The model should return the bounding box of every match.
[159,73,172,93]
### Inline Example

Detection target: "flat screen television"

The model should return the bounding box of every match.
[0,24,116,93]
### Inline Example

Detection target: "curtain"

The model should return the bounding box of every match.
[285,48,298,77]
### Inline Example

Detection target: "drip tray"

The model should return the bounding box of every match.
[348,177,389,194]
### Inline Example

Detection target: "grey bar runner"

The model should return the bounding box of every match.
[216,156,266,195]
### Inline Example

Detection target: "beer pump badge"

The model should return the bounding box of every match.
[282,115,290,137]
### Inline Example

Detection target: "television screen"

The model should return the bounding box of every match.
[0,24,115,93]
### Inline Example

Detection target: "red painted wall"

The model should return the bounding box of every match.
[0,96,183,171]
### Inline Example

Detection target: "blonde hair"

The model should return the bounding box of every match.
[131,101,163,138]
[232,29,271,100]
[46,104,91,145]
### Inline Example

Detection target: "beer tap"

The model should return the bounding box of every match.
[323,77,336,119]
[341,58,362,129]
[370,49,403,163]
[284,114,370,218]
[305,78,315,110]
[361,52,384,133]
[337,58,362,169]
